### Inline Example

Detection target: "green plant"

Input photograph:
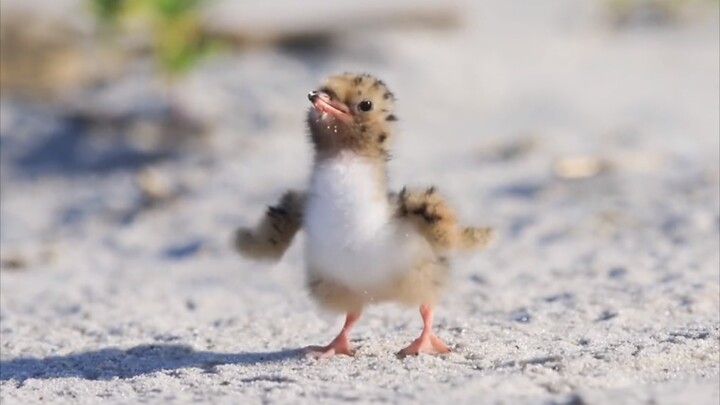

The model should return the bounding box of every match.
[90,0,124,24]
[89,0,219,78]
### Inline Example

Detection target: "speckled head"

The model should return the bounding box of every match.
[306,73,397,159]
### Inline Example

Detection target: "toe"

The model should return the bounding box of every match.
[430,335,451,353]
[303,344,355,358]
[397,334,451,357]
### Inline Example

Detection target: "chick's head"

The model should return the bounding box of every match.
[307,73,397,158]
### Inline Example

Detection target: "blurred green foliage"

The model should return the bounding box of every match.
[91,0,124,24]
[89,0,220,78]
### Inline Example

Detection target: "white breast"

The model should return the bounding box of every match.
[304,153,428,291]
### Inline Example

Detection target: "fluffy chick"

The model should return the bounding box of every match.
[234,73,493,357]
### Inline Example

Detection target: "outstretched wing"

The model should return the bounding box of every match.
[233,190,305,261]
[392,186,493,253]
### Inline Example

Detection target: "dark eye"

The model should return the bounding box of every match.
[358,100,373,112]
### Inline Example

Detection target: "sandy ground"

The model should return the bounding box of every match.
[1,0,719,404]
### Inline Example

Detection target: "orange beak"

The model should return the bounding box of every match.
[308,91,351,122]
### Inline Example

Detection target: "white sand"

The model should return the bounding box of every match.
[1,0,719,404]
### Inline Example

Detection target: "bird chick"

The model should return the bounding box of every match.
[234,73,493,357]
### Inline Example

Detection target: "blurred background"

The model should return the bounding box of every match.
[0,0,718,299]
[0,0,719,401]
[1,0,717,270]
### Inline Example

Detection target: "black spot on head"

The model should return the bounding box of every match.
[378,133,387,143]
[359,125,367,133]
[386,114,398,122]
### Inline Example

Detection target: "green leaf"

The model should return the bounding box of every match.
[153,0,205,18]
[90,0,125,24]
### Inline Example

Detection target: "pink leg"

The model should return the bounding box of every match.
[397,305,450,356]
[304,312,361,358]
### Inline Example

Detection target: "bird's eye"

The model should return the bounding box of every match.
[358,100,373,112]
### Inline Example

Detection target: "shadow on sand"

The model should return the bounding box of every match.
[11,122,171,177]
[0,344,302,382]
